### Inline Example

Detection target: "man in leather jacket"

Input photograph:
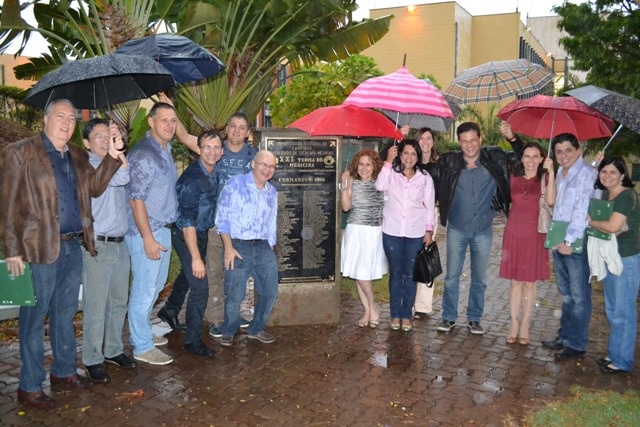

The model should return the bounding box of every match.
[0,99,123,409]
[427,122,522,335]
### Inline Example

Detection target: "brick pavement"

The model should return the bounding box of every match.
[1,217,638,426]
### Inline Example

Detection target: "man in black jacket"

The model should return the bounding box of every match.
[427,122,522,334]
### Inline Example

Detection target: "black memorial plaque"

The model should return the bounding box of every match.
[266,137,337,283]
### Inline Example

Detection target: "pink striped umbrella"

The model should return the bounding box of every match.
[342,66,455,131]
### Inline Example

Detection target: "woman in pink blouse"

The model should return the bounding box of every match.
[376,139,436,332]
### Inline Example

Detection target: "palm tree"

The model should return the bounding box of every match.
[0,0,393,132]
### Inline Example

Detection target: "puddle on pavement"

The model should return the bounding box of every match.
[370,349,388,367]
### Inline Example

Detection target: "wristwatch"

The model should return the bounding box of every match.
[564,240,573,247]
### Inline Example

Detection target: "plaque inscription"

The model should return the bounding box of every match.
[267,138,337,283]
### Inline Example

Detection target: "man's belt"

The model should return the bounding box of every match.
[95,235,125,243]
[60,231,84,241]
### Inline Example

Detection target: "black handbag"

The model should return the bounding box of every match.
[413,242,442,285]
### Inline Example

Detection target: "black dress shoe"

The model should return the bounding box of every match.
[599,363,628,374]
[50,373,93,389]
[104,353,137,369]
[542,337,565,350]
[17,389,57,409]
[85,364,110,383]
[184,341,215,358]
[554,347,586,360]
[158,310,187,333]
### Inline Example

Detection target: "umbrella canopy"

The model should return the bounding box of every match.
[444,59,554,105]
[24,54,175,110]
[497,95,615,141]
[115,34,225,84]
[566,85,640,134]
[377,81,461,132]
[342,66,454,131]
[288,105,404,139]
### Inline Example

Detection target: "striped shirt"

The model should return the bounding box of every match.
[347,180,384,227]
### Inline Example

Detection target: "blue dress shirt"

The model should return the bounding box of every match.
[88,152,130,237]
[175,158,219,233]
[552,157,597,244]
[125,131,178,235]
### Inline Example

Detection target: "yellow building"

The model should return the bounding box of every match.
[361,2,551,90]
[0,54,35,90]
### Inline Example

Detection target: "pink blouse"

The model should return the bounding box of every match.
[375,162,436,238]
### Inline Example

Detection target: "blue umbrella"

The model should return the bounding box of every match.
[115,34,225,84]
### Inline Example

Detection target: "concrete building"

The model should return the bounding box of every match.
[360,2,555,91]
[0,54,35,90]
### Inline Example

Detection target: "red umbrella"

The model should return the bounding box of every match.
[342,66,454,130]
[496,95,615,141]
[287,105,404,139]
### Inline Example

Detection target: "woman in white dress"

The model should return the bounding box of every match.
[341,149,387,328]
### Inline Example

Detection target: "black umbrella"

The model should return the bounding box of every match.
[566,85,640,163]
[115,34,225,84]
[566,85,640,134]
[23,53,175,110]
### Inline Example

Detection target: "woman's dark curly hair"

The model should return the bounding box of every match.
[347,149,383,180]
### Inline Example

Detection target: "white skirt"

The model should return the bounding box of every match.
[341,224,388,280]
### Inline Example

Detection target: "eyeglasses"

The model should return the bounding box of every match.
[90,133,109,143]
[200,145,222,152]
[255,161,276,171]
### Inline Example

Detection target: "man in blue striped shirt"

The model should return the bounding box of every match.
[216,151,279,346]
[542,133,597,361]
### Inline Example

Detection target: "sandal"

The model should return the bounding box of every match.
[506,336,517,345]
[413,312,427,320]
[358,314,369,328]
[518,337,529,346]
[599,363,628,374]
[369,318,379,329]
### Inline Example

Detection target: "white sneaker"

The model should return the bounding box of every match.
[153,335,168,346]
[133,347,173,365]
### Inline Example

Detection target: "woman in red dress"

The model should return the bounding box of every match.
[499,123,556,345]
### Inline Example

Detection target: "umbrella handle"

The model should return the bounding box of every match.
[591,124,624,167]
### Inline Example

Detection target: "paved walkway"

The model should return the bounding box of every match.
[1,218,638,426]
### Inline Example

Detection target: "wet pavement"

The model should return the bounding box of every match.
[1,218,638,426]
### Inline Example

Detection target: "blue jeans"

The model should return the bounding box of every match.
[552,249,591,351]
[221,239,279,336]
[602,253,640,371]
[126,228,172,356]
[382,233,423,320]
[19,239,82,392]
[82,240,130,365]
[442,225,492,322]
[163,226,209,345]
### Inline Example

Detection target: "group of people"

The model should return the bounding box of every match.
[0,98,281,409]
[2,97,638,411]
[340,120,639,375]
